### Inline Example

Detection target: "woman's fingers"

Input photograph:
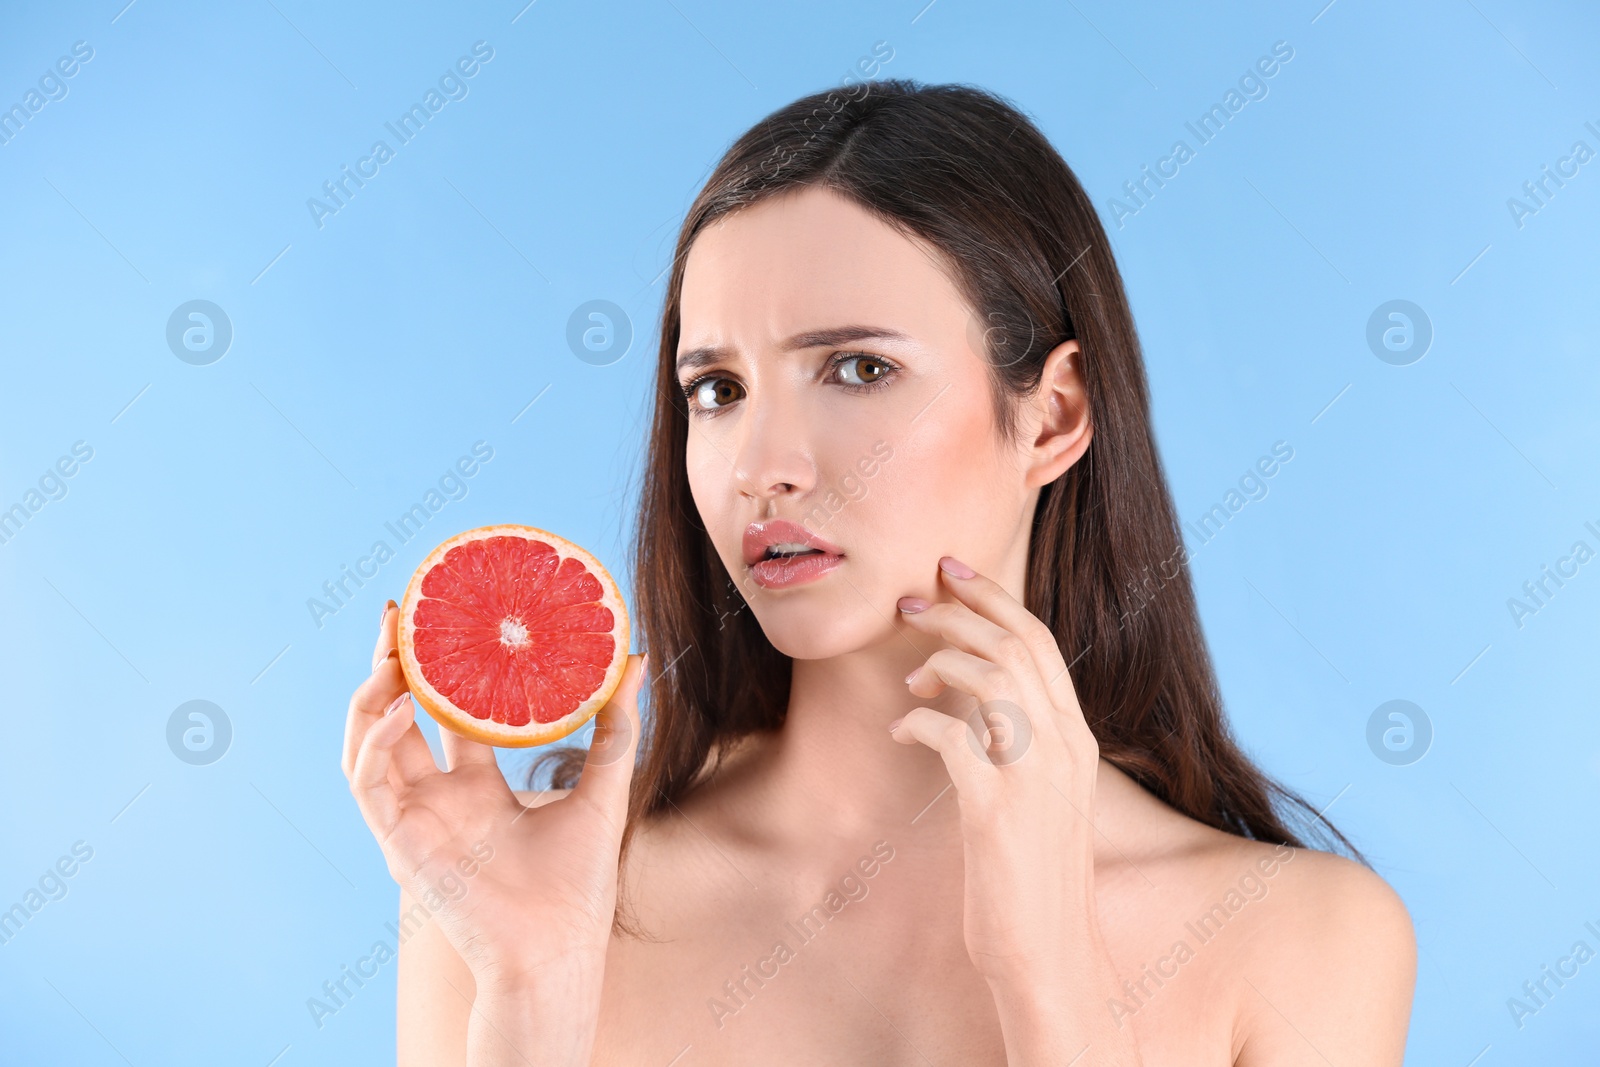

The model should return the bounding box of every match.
[439,726,498,771]
[898,597,1015,666]
[914,559,1095,754]
[899,602,1066,744]
[372,599,398,671]
[388,699,443,784]
[344,651,407,780]
[350,693,418,837]
[570,654,647,821]
[905,646,1056,768]
[933,560,1084,726]
[889,706,998,802]
[345,601,404,781]
[906,647,1043,720]
[364,598,496,774]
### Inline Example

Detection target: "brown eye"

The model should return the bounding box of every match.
[690,377,744,411]
[836,354,889,386]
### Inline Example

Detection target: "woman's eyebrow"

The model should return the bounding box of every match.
[675,325,912,375]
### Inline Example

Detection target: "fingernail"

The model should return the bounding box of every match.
[939,557,975,579]
[370,646,398,675]
[904,666,919,685]
[380,599,396,625]
[897,597,929,613]
[888,717,904,733]
[384,693,409,716]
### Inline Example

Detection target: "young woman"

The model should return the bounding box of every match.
[345,79,1416,1065]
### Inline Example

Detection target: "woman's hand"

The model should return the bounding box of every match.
[892,557,1142,1064]
[344,600,647,1066]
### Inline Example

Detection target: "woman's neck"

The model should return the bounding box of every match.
[774,650,959,835]
[692,646,1166,872]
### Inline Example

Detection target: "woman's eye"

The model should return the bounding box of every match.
[835,354,890,386]
[690,377,744,411]
[683,354,893,415]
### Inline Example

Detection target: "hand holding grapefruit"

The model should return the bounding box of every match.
[395,524,631,748]
[343,585,648,1060]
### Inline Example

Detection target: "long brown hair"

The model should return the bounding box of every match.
[530,78,1364,931]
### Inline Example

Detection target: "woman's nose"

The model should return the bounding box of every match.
[729,395,816,504]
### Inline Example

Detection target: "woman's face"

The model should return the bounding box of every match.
[676,185,1064,661]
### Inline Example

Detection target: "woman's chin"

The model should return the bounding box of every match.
[756,610,887,662]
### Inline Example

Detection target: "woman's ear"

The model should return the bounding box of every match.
[1024,339,1092,488]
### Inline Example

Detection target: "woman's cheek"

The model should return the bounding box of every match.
[685,454,737,563]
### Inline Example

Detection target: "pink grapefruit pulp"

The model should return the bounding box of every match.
[395,524,630,748]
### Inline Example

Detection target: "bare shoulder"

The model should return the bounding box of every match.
[396,788,572,1067]
[1208,833,1417,1065]
[1093,768,1415,1065]
[1249,839,1415,944]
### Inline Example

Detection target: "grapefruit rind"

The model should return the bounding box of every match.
[395,524,630,749]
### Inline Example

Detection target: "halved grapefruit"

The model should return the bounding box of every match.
[395,524,630,748]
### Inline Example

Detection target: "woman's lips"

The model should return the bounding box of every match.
[750,551,844,589]
[742,519,845,589]
[742,519,845,564]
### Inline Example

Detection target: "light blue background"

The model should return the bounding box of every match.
[2,0,1596,1063]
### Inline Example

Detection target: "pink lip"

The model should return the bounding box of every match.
[750,551,844,589]
[742,519,845,589]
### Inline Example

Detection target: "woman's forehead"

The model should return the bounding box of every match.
[678,188,971,353]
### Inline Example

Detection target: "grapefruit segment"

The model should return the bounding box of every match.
[396,524,630,747]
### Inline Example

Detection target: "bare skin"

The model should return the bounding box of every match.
[355,186,1416,1065]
